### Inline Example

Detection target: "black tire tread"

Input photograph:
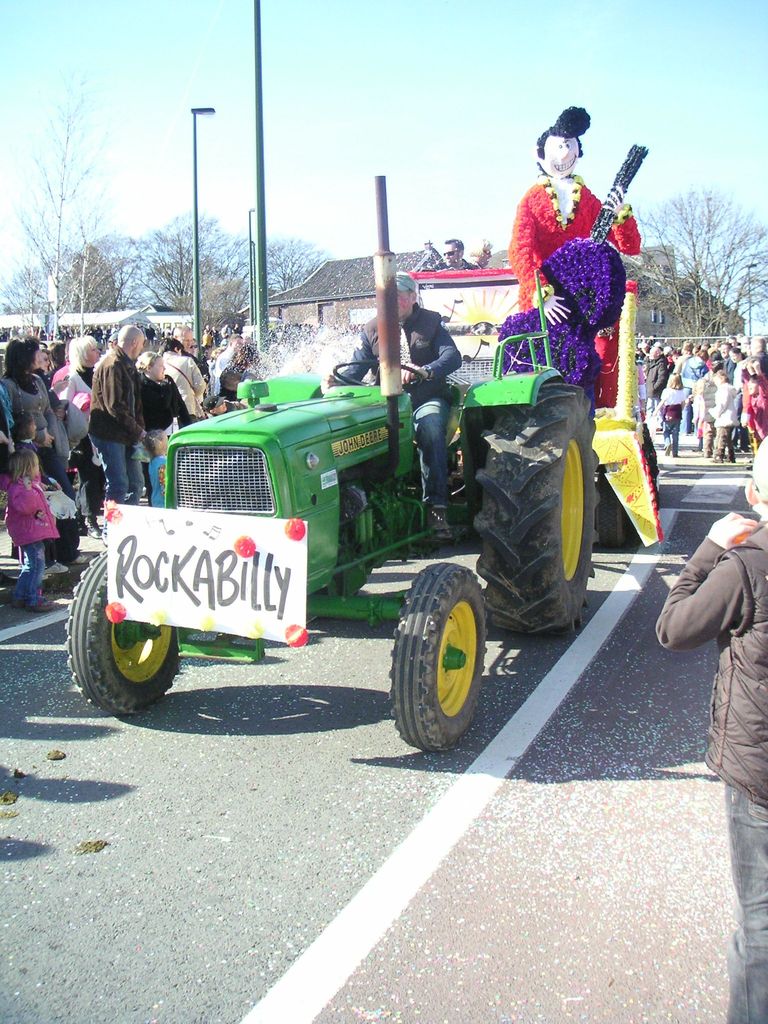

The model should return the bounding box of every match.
[66,552,179,714]
[390,562,486,751]
[474,382,597,634]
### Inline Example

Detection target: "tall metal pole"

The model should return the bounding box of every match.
[191,107,215,356]
[253,0,268,351]
[248,209,256,328]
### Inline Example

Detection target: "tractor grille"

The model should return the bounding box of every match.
[173,446,276,515]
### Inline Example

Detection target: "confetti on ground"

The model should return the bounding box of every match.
[46,750,66,761]
[0,809,19,819]
[0,790,19,804]
[74,840,109,855]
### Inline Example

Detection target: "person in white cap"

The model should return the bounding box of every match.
[657,439,768,1023]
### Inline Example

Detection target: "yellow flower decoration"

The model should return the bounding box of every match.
[539,174,584,229]
[199,615,216,632]
[149,610,168,626]
[247,620,265,641]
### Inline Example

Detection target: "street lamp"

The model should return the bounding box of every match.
[747,261,758,338]
[191,106,216,355]
[248,208,256,329]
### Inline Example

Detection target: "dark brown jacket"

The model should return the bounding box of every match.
[656,526,768,808]
[89,347,145,445]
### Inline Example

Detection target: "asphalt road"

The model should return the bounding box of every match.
[1,448,751,1024]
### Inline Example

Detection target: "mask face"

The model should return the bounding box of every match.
[542,135,579,178]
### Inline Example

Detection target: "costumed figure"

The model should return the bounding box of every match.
[508,106,641,407]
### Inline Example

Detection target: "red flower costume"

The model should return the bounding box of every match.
[509,177,641,310]
[509,177,641,408]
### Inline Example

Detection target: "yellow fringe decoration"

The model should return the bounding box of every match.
[615,287,638,422]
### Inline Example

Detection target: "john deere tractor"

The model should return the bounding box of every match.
[67,330,595,751]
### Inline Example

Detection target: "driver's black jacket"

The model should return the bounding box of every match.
[347,304,461,410]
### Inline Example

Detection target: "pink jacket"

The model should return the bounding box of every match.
[0,474,59,547]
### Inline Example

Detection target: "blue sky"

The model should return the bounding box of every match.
[1,0,766,286]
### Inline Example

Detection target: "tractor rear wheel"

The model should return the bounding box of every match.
[391,563,486,751]
[475,381,597,633]
[67,552,180,714]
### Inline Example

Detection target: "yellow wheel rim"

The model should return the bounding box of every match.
[111,626,173,684]
[561,439,584,581]
[437,600,478,717]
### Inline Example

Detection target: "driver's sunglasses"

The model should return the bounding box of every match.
[443,250,457,257]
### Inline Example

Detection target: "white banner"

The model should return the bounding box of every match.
[106,506,307,645]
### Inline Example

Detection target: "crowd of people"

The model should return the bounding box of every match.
[639,335,768,461]
[0,325,264,612]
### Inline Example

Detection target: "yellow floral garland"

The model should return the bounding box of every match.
[539,174,584,229]
[615,286,638,421]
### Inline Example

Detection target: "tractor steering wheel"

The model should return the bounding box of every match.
[331,360,428,387]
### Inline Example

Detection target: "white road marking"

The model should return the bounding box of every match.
[681,475,746,504]
[0,609,68,643]
[240,510,677,1024]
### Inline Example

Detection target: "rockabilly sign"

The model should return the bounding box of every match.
[105,505,308,646]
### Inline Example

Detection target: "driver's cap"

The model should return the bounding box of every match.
[395,272,416,293]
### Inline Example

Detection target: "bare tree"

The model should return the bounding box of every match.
[63,234,141,314]
[267,237,327,294]
[1,262,48,318]
[639,189,768,337]
[138,215,249,326]
[18,84,105,333]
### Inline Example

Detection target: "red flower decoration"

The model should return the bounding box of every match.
[285,624,309,648]
[234,535,257,558]
[284,518,306,542]
[104,501,123,525]
[105,601,127,624]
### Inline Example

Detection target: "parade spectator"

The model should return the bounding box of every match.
[1,449,58,613]
[136,351,191,433]
[749,337,768,377]
[712,368,738,463]
[3,338,81,564]
[645,344,670,417]
[174,324,210,385]
[468,239,493,269]
[656,439,768,1024]
[658,372,686,458]
[144,430,168,509]
[743,359,768,444]
[692,373,718,458]
[64,336,105,540]
[161,338,206,421]
[210,335,252,399]
[680,343,708,434]
[89,324,147,509]
[323,271,461,538]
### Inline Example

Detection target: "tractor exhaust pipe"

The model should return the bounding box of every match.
[373,176,402,473]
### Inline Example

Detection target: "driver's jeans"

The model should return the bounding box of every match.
[412,398,449,508]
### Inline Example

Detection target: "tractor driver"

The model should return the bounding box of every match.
[323,271,461,539]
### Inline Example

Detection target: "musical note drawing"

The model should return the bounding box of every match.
[203,525,222,541]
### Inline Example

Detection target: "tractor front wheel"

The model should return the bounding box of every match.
[475,381,597,633]
[67,552,180,714]
[391,563,486,751]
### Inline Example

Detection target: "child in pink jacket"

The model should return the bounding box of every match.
[1,449,59,612]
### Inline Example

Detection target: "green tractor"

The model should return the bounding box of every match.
[67,327,596,751]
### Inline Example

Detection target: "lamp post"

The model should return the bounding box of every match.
[191,106,216,355]
[747,262,758,338]
[248,208,256,329]
[253,0,268,350]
